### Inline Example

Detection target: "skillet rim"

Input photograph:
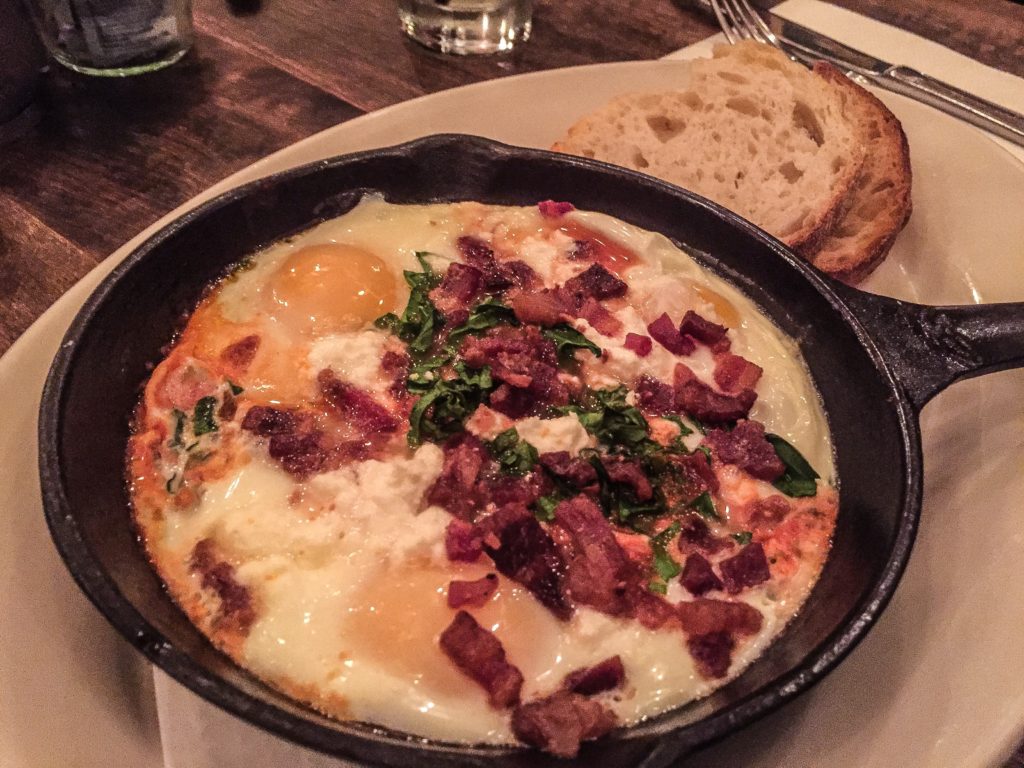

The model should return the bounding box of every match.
[37,134,923,764]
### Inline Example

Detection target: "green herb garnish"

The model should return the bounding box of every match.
[446,298,517,347]
[534,494,561,522]
[689,490,719,520]
[192,397,218,436]
[375,252,444,355]
[407,363,494,447]
[731,531,753,546]
[766,433,819,498]
[227,380,244,396]
[647,580,668,595]
[168,409,186,448]
[563,386,655,455]
[648,521,682,592]
[542,323,601,364]
[487,428,540,477]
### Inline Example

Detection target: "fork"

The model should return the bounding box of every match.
[704,0,1024,148]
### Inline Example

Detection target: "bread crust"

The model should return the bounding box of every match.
[807,63,913,284]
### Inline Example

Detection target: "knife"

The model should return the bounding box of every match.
[699,4,1024,149]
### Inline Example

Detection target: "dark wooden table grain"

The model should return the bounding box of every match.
[1,0,1023,763]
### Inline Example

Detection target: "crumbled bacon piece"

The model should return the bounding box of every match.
[577,297,623,336]
[679,310,728,347]
[677,515,733,556]
[674,363,756,422]
[623,333,653,357]
[687,631,735,679]
[439,610,524,709]
[511,691,617,759]
[714,353,763,393]
[461,326,555,389]
[430,263,483,316]
[680,553,723,596]
[478,470,552,509]
[628,582,679,630]
[190,539,255,633]
[269,431,331,476]
[445,519,484,562]
[488,384,534,419]
[745,496,791,529]
[635,375,674,415]
[510,289,567,327]
[461,326,568,416]
[241,405,307,436]
[538,200,575,218]
[381,350,410,400]
[484,504,571,619]
[427,434,488,520]
[601,457,652,502]
[563,655,625,696]
[647,313,696,355]
[552,496,631,616]
[505,260,540,290]
[447,574,499,609]
[458,235,513,291]
[219,334,260,368]
[562,263,628,302]
[718,542,771,594]
[318,370,398,434]
[677,598,764,636]
[705,420,784,481]
[539,451,599,494]
[659,452,719,511]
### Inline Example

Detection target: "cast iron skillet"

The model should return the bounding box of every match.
[39,135,1024,767]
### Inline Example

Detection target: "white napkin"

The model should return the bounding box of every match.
[155,2,1024,765]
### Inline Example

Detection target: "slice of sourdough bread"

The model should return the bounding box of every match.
[808,62,912,284]
[553,41,866,255]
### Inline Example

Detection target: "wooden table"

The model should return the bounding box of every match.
[1,0,1023,763]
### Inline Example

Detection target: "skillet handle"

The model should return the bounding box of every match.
[835,287,1024,412]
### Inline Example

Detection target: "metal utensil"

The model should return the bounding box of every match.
[705,0,1024,149]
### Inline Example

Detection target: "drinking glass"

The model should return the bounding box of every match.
[25,0,194,76]
[398,0,533,55]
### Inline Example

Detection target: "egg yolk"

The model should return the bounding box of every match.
[694,283,741,328]
[268,244,397,335]
[344,562,560,697]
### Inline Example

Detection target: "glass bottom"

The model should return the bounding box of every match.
[399,4,532,55]
[50,45,190,77]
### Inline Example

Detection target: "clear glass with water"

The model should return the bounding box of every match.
[398,0,533,55]
[26,0,194,76]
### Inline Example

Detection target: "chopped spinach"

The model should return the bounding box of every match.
[375,252,444,355]
[487,428,540,477]
[407,363,494,447]
[534,494,561,522]
[563,386,655,455]
[446,298,517,347]
[731,531,753,546]
[648,521,682,592]
[168,409,186,449]
[766,433,819,498]
[542,323,601,364]
[227,380,244,396]
[192,397,218,436]
[406,354,451,393]
[689,490,719,521]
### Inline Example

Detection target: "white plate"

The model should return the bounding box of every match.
[3,59,1024,768]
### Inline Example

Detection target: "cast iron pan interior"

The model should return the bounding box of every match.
[40,135,1014,767]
